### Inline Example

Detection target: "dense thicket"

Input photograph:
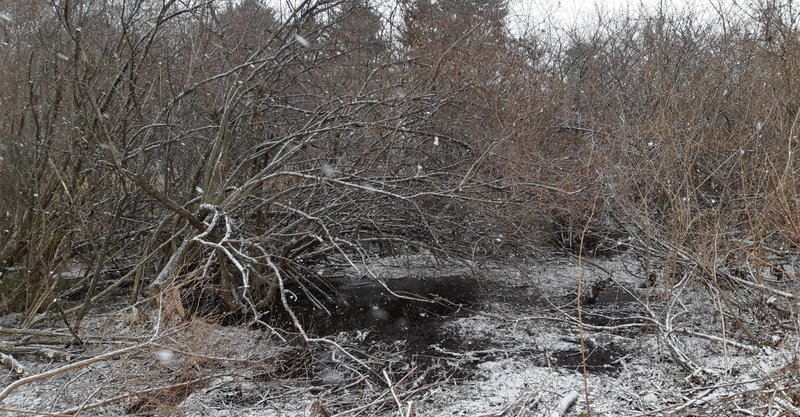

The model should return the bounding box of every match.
[0,0,797,328]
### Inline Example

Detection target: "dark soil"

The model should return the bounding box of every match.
[276,274,483,336]
[275,272,637,375]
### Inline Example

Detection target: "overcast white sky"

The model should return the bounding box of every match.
[508,0,731,33]
[265,0,739,36]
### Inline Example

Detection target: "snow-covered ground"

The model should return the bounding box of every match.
[1,254,798,416]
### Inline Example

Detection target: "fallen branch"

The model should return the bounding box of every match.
[552,391,580,417]
[678,329,760,353]
[383,369,404,417]
[0,341,150,404]
[0,406,74,417]
[0,352,25,376]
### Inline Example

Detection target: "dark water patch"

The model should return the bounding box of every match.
[591,284,638,305]
[269,274,491,384]
[273,274,483,337]
[552,339,626,374]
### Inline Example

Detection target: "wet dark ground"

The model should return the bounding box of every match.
[274,273,637,376]
[278,274,483,336]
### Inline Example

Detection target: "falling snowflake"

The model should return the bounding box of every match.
[321,163,335,178]
[294,33,309,47]
[156,350,174,364]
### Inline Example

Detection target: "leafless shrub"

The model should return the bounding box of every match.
[0,0,530,324]
[0,0,796,351]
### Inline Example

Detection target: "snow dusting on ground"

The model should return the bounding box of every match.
[1,254,798,416]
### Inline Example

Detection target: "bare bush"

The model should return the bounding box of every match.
[1,0,532,325]
[0,0,795,353]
